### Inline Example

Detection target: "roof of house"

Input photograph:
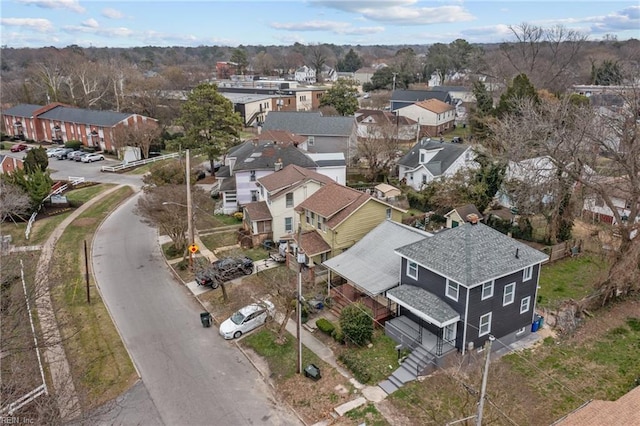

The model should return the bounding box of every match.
[2,104,45,118]
[391,90,451,104]
[445,204,484,221]
[553,386,640,426]
[387,285,460,326]
[398,138,471,176]
[243,201,272,221]
[431,86,470,93]
[294,183,369,227]
[222,139,318,173]
[395,222,549,286]
[355,109,417,126]
[306,152,346,167]
[262,111,355,137]
[413,99,455,114]
[37,105,135,127]
[323,220,431,295]
[299,229,332,257]
[258,164,334,197]
[256,129,307,145]
[374,183,400,196]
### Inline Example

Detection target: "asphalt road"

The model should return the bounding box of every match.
[92,193,301,425]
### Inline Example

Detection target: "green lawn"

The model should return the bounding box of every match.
[538,254,609,308]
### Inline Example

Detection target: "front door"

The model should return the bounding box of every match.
[443,323,457,343]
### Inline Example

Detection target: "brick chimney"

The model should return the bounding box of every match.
[466,213,479,225]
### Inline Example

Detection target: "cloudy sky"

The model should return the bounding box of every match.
[1,0,638,48]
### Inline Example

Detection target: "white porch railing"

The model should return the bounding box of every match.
[100,152,180,172]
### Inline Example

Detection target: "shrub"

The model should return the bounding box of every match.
[233,212,243,221]
[316,318,335,335]
[64,140,82,150]
[331,328,345,344]
[339,303,373,346]
[338,351,371,383]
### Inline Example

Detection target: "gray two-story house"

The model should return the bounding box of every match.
[385,218,549,362]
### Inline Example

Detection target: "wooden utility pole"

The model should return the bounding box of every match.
[296,224,303,375]
[185,149,194,268]
[84,239,90,304]
[476,335,495,426]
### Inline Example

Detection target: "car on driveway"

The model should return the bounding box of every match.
[219,300,275,339]
[81,153,105,163]
[10,143,28,152]
[67,150,85,161]
[55,148,75,159]
[46,147,65,157]
[196,256,254,287]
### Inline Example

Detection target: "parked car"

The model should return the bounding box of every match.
[75,152,91,162]
[46,147,65,157]
[67,150,85,161]
[81,153,105,163]
[55,148,75,159]
[196,256,254,287]
[195,268,220,288]
[10,143,28,152]
[219,300,275,339]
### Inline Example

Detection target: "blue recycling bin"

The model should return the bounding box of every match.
[531,314,541,332]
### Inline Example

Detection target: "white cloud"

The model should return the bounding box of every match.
[271,20,385,36]
[102,8,124,20]
[533,6,640,34]
[18,0,85,13]
[63,24,134,38]
[82,18,99,29]
[1,17,54,32]
[460,24,514,42]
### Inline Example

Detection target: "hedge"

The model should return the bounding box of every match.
[316,318,335,335]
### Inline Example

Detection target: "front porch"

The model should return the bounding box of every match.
[385,315,456,357]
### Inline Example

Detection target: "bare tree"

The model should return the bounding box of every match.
[0,181,32,223]
[356,115,403,180]
[112,120,161,159]
[307,44,332,83]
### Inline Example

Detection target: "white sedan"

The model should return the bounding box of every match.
[219,300,275,339]
[81,153,105,163]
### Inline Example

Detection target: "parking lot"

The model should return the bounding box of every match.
[0,146,144,187]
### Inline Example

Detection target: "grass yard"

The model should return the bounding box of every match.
[49,186,137,408]
[538,254,609,308]
[335,330,400,385]
[200,230,239,250]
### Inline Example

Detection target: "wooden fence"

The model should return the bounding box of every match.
[543,240,582,263]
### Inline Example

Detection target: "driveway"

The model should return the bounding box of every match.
[92,193,301,425]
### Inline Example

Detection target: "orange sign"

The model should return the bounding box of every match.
[189,244,199,254]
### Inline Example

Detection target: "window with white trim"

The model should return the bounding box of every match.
[285,193,293,208]
[446,280,459,301]
[386,208,392,219]
[520,296,531,314]
[284,217,293,233]
[317,216,324,231]
[308,136,315,146]
[479,312,492,336]
[250,170,256,182]
[481,281,494,300]
[406,261,418,279]
[503,282,516,306]
[523,266,533,281]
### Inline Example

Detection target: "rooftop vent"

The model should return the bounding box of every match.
[274,158,283,171]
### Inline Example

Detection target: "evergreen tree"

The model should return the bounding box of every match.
[336,48,363,72]
[590,59,624,86]
[496,74,539,117]
[23,146,48,173]
[319,79,359,116]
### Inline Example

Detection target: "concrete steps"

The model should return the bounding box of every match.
[378,344,435,395]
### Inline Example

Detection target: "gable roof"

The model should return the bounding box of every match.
[391,90,451,104]
[243,201,272,221]
[398,138,471,175]
[395,222,548,286]
[355,109,417,126]
[299,229,332,257]
[258,164,334,197]
[306,152,346,167]
[223,140,317,173]
[414,99,455,114]
[323,220,432,295]
[2,104,45,118]
[262,111,355,137]
[445,204,484,221]
[38,105,135,127]
[431,86,470,93]
[295,182,366,220]
[255,129,306,145]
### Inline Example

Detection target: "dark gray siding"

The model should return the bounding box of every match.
[466,264,540,349]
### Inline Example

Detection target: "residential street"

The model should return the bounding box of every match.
[92,192,301,425]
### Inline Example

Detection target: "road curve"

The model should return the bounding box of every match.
[92,192,301,425]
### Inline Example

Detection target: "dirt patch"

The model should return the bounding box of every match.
[72,217,98,227]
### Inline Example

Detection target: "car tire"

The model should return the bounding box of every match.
[243,267,253,275]
[210,281,220,289]
[233,331,242,339]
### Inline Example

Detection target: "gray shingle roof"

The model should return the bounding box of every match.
[262,111,355,136]
[323,220,431,295]
[398,138,471,175]
[391,90,451,103]
[38,106,134,127]
[224,140,317,172]
[3,104,44,117]
[387,285,460,327]
[431,86,470,93]
[395,222,549,287]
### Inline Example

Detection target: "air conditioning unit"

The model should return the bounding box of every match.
[467,341,474,351]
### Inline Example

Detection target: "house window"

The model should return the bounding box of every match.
[446,279,459,301]
[286,193,293,208]
[481,281,494,300]
[479,312,492,336]
[317,216,324,231]
[306,210,312,224]
[386,208,392,219]
[308,136,315,146]
[250,170,256,182]
[406,261,418,279]
[520,296,531,314]
[503,282,516,306]
[523,266,533,282]
[443,323,456,343]
[251,190,258,202]
[320,252,328,263]
[422,175,427,184]
[284,217,293,233]
[420,152,425,163]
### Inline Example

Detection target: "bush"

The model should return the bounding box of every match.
[331,328,345,344]
[338,351,371,383]
[316,318,335,335]
[339,303,373,346]
[64,140,82,150]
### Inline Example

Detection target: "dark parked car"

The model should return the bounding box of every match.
[10,143,28,152]
[195,256,254,287]
[55,148,74,159]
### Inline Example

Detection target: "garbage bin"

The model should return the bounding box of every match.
[200,312,212,328]
[304,364,321,380]
[538,315,544,329]
[531,314,541,332]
